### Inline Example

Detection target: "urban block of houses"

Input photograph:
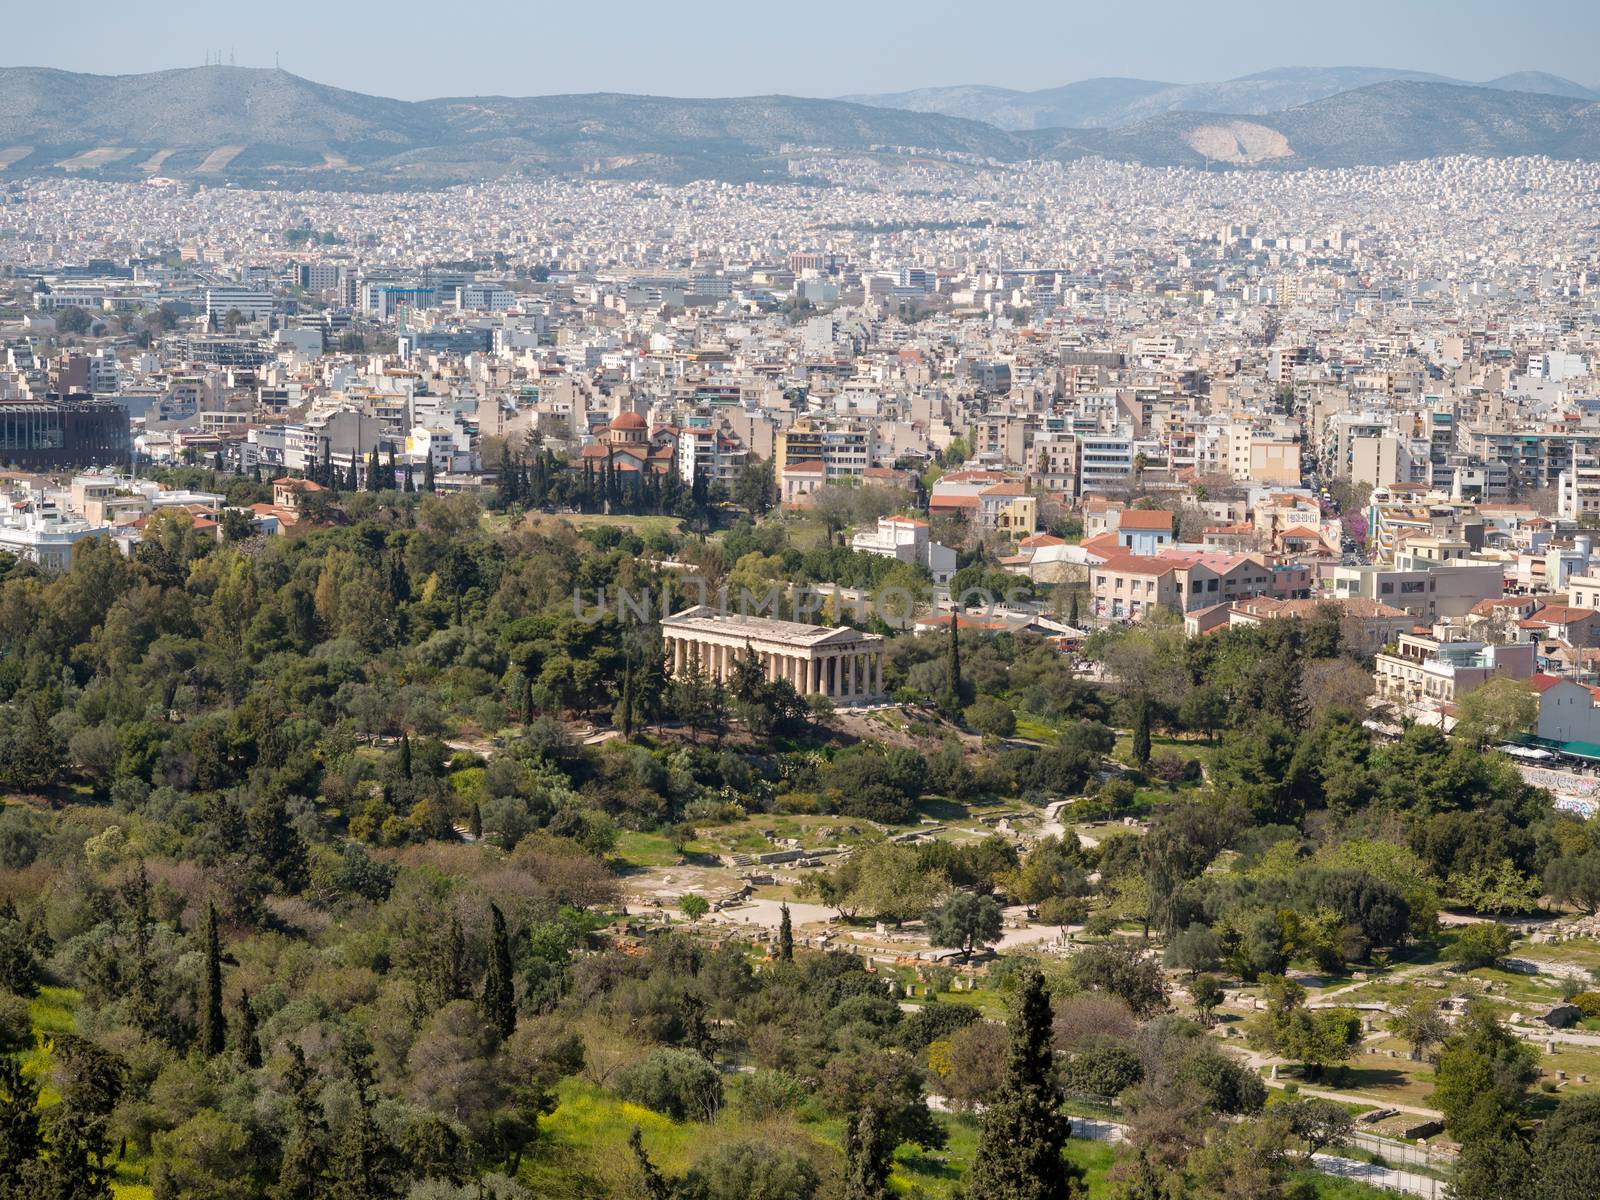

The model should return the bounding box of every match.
[928,471,1038,538]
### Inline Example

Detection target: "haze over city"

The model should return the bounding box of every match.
[4,0,1600,98]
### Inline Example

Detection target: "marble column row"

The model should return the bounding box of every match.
[662,635,886,700]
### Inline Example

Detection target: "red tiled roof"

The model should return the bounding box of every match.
[1117,509,1175,531]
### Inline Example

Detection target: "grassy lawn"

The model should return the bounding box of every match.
[529,1078,1400,1198]
[502,508,684,537]
[21,987,154,1198]
[1012,713,1060,742]
[611,829,693,870]
[529,1078,1116,1198]
[1265,1053,1441,1110]
[1300,1170,1413,1199]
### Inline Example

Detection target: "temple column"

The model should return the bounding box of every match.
[874,650,883,696]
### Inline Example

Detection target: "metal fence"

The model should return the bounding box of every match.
[1347,1130,1455,1171]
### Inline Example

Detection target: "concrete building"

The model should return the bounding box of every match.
[1331,556,1503,620]
[1090,551,1273,621]
[1374,629,1535,707]
[851,515,957,584]
[1111,508,1175,555]
[1536,677,1600,745]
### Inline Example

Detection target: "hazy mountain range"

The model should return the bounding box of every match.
[1,65,1598,186]
[841,65,1600,130]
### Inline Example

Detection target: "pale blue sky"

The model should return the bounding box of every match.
[6,0,1598,99]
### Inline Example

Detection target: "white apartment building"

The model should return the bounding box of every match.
[204,286,275,326]
[677,424,748,488]
[851,515,957,584]
[1559,461,1600,522]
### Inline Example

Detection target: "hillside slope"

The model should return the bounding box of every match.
[2,67,1599,184]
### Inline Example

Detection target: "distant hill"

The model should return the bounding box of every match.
[837,78,1173,131]
[848,65,1599,130]
[1481,71,1599,101]
[1,65,1599,185]
[1025,82,1600,169]
[0,65,1023,185]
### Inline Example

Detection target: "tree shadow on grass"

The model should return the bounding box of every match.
[915,796,971,823]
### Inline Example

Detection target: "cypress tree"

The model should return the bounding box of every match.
[366,444,380,491]
[520,677,534,728]
[126,860,164,1041]
[238,989,261,1068]
[200,902,225,1058]
[1067,590,1080,627]
[423,454,435,494]
[468,802,483,842]
[942,607,963,717]
[481,903,516,1041]
[0,1057,41,1194]
[386,550,410,604]
[403,462,414,493]
[422,913,467,1010]
[628,1126,670,1200]
[779,901,794,962]
[327,1047,397,1200]
[445,914,466,1001]
[399,733,412,781]
[965,966,1084,1200]
[498,445,518,507]
[950,608,961,696]
[384,446,397,491]
[32,1105,114,1200]
[841,1105,894,1200]
[1132,701,1152,769]
[620,659,636,739]
[271,1045,324,1200]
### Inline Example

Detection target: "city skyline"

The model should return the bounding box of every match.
[3,0,1598,102]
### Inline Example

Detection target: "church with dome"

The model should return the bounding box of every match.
[575,408,677,476]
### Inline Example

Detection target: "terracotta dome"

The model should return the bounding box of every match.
[611,411,646,430]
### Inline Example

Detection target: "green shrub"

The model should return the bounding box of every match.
[613,1047,723,1121]
[1571,990,1600,1019]
[0,988,31,1053]
[738,1070,805,1120]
